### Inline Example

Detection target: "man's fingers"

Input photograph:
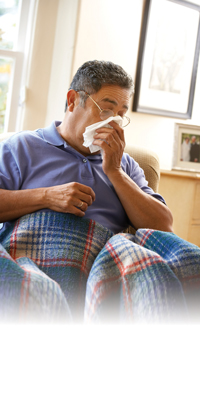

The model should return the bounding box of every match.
[65,182,95,205]
[95,125,125,146]
[76,201,88,211]
[73,206,85,217]
[108,120,125,139]
[96,120,124,138]
[74,183,96,202]
[76,192,94,206]
[93,133,116,147]
[45,182,95,215]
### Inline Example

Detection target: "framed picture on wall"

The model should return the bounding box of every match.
[132,0,200,119]
[173,123,200,172]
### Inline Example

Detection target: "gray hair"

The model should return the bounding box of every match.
[65,60,134,110]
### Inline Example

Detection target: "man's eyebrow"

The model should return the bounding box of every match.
[101,97,128,110]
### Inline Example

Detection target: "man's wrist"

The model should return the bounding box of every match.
[106,167,125,183]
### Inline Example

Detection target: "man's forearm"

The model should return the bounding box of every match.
[107,169,173,232]
[0,183,96,223]
[0,188,46,222]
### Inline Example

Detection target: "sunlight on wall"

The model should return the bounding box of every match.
[45,0,79,126]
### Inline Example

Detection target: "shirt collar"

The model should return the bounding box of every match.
[42,121,65,146]
[42,121,102,160]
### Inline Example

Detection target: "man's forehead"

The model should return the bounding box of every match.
[95,85,131,108]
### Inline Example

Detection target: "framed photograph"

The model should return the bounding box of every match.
[173,123,200,172]
[132,0,200,118]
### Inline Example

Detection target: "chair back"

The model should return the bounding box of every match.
[125,144,160,192]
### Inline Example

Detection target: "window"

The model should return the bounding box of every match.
[0,0,36,134]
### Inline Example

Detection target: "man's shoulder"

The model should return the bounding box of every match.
[1,128,42,143]
[121,151,139,177]
[121,151,137,168]
[1,121,60,148]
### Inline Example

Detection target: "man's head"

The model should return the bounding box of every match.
[58,61,133,156]
[65,60,134,110]
[192,136,196,143]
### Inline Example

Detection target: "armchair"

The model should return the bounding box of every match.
[125,144,160,193]
[124,144,160,234]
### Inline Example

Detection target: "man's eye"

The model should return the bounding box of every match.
[100,102,113,109]
[102,106,114,112]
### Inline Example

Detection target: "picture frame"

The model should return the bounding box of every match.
[173,123,200,172]
[132,0,200,119]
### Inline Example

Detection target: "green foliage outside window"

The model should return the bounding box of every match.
[0,0,19,133]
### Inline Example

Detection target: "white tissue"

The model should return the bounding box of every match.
[83,115,122,153]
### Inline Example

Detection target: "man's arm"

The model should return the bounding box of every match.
[103,169,173,232]
[93,121,173,232]
[0,183,95,223]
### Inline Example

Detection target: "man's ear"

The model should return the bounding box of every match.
[66,90,79,112]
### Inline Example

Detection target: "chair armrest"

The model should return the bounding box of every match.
[124,144,160,192]
[124,145,161,234]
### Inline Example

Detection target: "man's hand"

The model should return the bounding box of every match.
[44,182,95,216]
[0,183,95,223]
[93,120,125,177]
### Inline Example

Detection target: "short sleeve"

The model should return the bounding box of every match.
[121,152,166,204]
[0,140,22,190]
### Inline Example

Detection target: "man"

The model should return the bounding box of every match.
[2,61,188,323]
[0,60,173,234]
[190,135,200,163]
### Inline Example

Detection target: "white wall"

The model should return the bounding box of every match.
[45,0,80,126]
[70,0,200,170]
[23,0,200,171]
[21,0,60,130]
[20,0,79,131]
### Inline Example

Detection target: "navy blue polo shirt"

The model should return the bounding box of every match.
[0,121,165,233]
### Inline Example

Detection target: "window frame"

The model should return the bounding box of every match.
[0,0,36,133]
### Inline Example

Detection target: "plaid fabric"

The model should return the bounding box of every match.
[135,229,200,320]
[0,243,71,321]
[0,211,200,322]
[85,231,200,323]
[0,211,113,321]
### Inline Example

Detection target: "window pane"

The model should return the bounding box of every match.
[0,57,14,133]
[0,0,20,50]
